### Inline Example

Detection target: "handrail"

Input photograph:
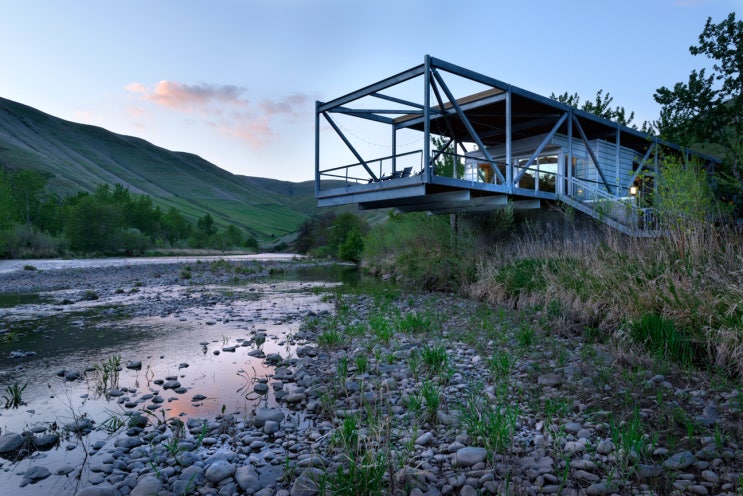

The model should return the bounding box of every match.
[569,177,656,231]
[320,150,423,174]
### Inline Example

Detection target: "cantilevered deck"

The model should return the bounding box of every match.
[314,56,718,236]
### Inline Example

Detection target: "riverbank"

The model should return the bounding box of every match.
[0,260,742,495]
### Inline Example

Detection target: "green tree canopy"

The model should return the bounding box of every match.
[550,89,642,129]
[654,12,743,181]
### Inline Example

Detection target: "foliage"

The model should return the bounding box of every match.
[3,382,27,409]
[654,12,743,187]
[338,228,364,263]
[550,90,642,129]
[363,212,476,292]
[652,157,728,228]
[431,135,465,178]
[630,314,695,366]
[0,166,258,257]
[294,211,369,261]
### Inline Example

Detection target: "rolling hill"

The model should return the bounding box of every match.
[0,96,322,239]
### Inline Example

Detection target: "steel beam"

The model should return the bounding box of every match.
[572,116,611,193]
[513,112,568,184]
[318,64,425,113]
[370,92,425,110]
[318,184,426,207]
[321,112,377,181]
[430,68,504,183]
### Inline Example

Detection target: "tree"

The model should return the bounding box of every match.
[65,195,124,252]
[550,90,639,128]
[0,170,18,229]
[338,228,364,264]
[432,135,465,178]
[197,213,217,237]
[162,207,192,245]
[8,169,49,225]
[223,224,243,248]
[654,12,743,182]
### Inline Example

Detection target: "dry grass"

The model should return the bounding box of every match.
[468,222,743,376]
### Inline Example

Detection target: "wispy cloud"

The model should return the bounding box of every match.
[126,81,310,148]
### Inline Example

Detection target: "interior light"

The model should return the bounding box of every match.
[630,186,638,195]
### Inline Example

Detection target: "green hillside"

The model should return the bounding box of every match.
[0,96,319,239]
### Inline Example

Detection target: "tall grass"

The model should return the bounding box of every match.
[362,190,743,375]
[362,212,476,292]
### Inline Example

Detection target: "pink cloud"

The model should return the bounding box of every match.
[125,80,311,148]
[127,81,248,111]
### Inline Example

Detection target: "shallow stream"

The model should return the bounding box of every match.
[0,257,362,494]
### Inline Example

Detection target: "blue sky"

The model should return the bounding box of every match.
[0,0,738,182]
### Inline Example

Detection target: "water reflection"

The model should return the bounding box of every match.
[0,278,335,435]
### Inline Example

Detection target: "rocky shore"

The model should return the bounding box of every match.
[1,260,742,495]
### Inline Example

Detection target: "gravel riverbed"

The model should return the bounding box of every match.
[0,260,741,495]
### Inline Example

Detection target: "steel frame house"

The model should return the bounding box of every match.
[314,55,717,235]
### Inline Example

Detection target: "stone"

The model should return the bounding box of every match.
[701,469,719,484]
[416,431,434,446]
[263,420,280,435]
[131,475,161,496]
[163,380,181,389]
[635,464,663,479]
[125,361,142,370]
[460,484,478,496]
[192,393,207,401]
[596,439,615,455]
[0,433,24,454]
[290,468,320,496]
[74,487,117,496]
[56,465,76,475]
[689,485,709,495]
[235,465,262,493]
[664,451,696,470]
[254,407,285,427]
[205,460,235,483]
[65,370,81,381]
[585,482,617,495]
[537,373,562,387]
[114,436,143,450]
[573,469,600,482]
[454,447,487,467]
[21,465,51,485]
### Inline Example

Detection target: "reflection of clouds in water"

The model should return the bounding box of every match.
[0,279,334,434]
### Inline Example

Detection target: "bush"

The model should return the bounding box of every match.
[0,224,64,258]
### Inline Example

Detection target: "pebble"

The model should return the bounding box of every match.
[454,447,487,467]
[1,263,741,496]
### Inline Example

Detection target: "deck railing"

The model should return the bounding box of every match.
[570,177,656,231]
[319,150,423,186]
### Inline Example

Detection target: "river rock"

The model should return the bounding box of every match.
[235,465,262,493]
[20,465,51,485]
[664,451,696,470]
[163,380,181,389]
[131,475,161,496]
[254,407,285,427]
[454,447,487,466]
[290,468,321,496]
[32,434,59,450]
[65,418,93,433]
[114,436,143,450]
[74,487,117,496]
[205,460,235,483]
[0,433,24,455]
[65,370,81,381]
[125,360,142,370]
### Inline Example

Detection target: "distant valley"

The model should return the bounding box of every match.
[0,97,322,240]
